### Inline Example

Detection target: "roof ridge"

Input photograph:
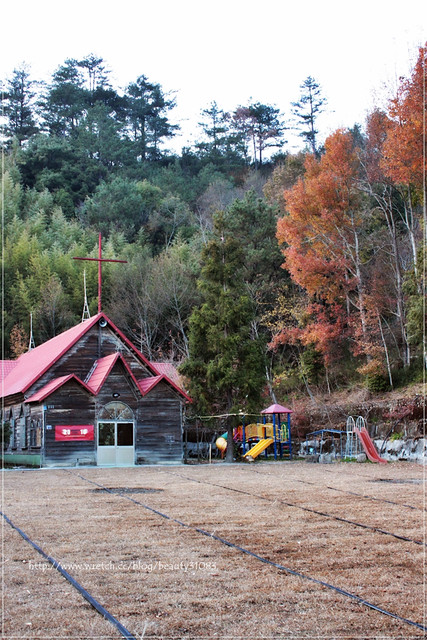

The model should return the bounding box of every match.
[2,314,103,398]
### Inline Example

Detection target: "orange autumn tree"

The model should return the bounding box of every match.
[382,43,426,190]
[381,43,427,282]
[358,109,412,368]
[358,46,426,369]
[276,129,372,374]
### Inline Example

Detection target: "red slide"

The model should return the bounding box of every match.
[354,427,387,464]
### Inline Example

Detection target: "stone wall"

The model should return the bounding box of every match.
[373,438,427,463]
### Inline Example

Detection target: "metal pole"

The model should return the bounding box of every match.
[242,415,246,455]
[273,414,277,461]
[98,233,102,313]
[263,416,268,459]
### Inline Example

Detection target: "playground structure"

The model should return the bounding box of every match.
[216,410,387,464]
[344,416,362,458]
[303,416,387,463]
[216,403,293,461]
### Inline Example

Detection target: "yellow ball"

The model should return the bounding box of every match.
[216,437,227,452]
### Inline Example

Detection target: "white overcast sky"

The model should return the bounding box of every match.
[1,0,426,153]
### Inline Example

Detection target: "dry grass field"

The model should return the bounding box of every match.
[1,460,426,639]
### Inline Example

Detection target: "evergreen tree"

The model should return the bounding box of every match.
[19,134,97,213]
[3,65,39,145]
[233,102,286,167]
[76,102,129,173]
[80,176,149,240]
[180,212,266,460]
[125,75,178,162]
[78,54,111,97]
[291,76,326,157]
[195,101,245,170]
[41,59,87,136]
[223,191,284,289]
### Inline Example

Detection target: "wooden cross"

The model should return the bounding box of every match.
[73,233,127,314]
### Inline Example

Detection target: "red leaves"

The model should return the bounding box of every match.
[269,302,347,367]
[277,129,361,305]
[381,44,427,189]
[273,48,425,378]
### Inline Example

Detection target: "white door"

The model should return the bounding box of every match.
[98,421,134,466]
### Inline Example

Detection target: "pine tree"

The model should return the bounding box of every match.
[292,76,326,157]
[3,65,39,145]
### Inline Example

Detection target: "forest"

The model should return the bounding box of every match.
[1,47,426,419]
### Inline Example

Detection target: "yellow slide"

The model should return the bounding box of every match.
[243,438,274,460]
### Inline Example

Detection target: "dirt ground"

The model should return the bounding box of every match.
[1,460,426,639]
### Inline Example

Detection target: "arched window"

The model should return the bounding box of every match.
[98,402,134,421]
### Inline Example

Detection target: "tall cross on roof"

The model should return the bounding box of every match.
[73,233,127,313]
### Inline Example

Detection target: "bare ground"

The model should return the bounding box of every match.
[1,460,426,639]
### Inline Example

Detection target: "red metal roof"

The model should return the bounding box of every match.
[261,403,293,414]
[85,352,144,395]
[138,375,163,395]
[85,353,120,394]
[1,312,190,402]
[149,362,183,388]
[25,356,140,403]
[138,374,191,400]
[0,360,18,384]
[25,375,92,403]
[1,315,103,398]
[1,313,158,398]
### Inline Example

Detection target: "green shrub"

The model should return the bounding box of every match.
[365,373,389,392]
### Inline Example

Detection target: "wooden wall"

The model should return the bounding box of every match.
[136,382,183,465]
[42,371,183,466]
[43,380,97,467]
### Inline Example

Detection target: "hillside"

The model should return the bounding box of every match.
[290,382,425,441]
[2,47,426,427]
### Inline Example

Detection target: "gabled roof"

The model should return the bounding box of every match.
[2,315,103,398]
[85,353,121,394]
[150,362,183,388]
[138,375,163,395]
[25,375,92,403]
[139,372,191,400]
[25,366,191,403]
[0,312,161,399]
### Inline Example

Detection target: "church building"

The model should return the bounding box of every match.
[1,313,190,467]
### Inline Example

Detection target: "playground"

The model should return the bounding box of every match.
[2,460,425,638]
[214,405,388,464]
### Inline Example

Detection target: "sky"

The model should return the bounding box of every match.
[1,0,426,153]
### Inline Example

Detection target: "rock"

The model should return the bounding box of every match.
[319,453,334,464]
[305,454,320,463]
[356,453,367,463]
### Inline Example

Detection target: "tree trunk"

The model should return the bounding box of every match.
[225,422,234,462]
[265,363,277,403]
[378,313,393,388]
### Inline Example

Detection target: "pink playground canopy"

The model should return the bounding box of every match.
[261,403,293,414]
